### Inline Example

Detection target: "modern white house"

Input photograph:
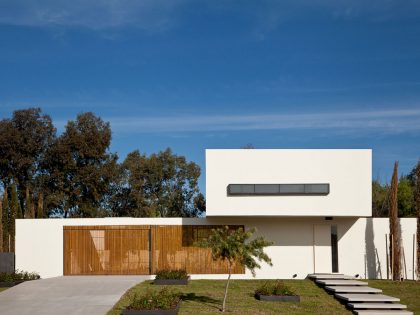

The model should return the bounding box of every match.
[15,149,418,280]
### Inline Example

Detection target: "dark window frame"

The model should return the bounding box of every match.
[227,183,330,196]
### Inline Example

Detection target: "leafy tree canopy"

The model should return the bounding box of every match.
[0,108,205,218]
[43,112,118,217]
[109,148,205,217]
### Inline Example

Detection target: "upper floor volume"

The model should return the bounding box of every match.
[205,149,372,217]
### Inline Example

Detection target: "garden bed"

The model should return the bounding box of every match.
[0,270,40,288]
[122,287,182,315]
[254,280,300,303]
[154,269,189,286]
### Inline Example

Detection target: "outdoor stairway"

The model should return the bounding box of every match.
[325,286,382,294]
[307,274,412,315]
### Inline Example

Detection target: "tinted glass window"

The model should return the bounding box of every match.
[241,184,255,194]
[280,184,305,194]
[228,184,243,194]
[305,184,329,194]
[255,184,279,194]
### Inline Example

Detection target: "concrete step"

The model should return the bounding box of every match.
[308,273,352,280]
[353,310,413,315]
[335,294,400,303]
[316,279,368,286]
[325,286,382,293]
[349,303,407,310]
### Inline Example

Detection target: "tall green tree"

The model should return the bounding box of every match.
[198,226,273,312]
[43,112,118,217]
[398,176,415,217]
[2,189,9,252]
[372,180,389,217]
[25,187,35,218]
[0,108,55,209]
[110,148,205,217]
[10,184,22,252]
[389,162,401,281]
[37,192,44,219]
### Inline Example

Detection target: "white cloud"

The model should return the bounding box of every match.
[105,108,420,134]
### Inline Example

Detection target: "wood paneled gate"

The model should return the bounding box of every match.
[64,226,151,275]
[64,225,244,275]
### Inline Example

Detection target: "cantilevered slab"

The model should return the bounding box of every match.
[353,310,413,315]
[335,294,400,302]
[349,303,407,310]
[316,279,368,286]
[325,286,382,293]
[308,274,352,280]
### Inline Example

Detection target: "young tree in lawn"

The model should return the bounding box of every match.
[389,161,401,280]
[415,160,420,280]
[199,226,273,312]
[2,189,9,252]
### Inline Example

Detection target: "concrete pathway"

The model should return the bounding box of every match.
[0,275,152,315]
[308,274,413,315]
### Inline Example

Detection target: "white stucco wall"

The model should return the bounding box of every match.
[16,217,417,280]
[206,149,372,217]
[338,217,417,280]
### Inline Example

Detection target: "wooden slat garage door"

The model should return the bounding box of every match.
[64,226,150,275]
[152,225,245,274]
[64,225,245,275]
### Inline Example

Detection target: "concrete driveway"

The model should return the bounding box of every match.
[0,275,151,315]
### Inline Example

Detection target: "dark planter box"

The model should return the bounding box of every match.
[154,277,190,285]
[0,253,15,273]
[122,301,181,315]
[255,293,300,302]
[0,280,25,287]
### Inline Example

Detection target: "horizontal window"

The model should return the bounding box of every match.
[227,184,329,196]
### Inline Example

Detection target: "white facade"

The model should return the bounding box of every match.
[16,217,418,280]
[16,149,413,281]
[206,149,372,217]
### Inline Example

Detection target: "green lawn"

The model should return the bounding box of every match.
[108,279,351,315]
[0,288,7,293]
[367,280,420,314]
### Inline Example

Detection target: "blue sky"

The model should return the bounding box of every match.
[1,0,420,191]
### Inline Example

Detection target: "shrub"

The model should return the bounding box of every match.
[127,287,181,310]
[255,280,296,296]
[0,270,40,283]
[155,269,189,280]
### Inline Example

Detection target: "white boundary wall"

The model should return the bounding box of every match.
[16,217,417,280]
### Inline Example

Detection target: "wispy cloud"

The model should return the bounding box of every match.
[0,0,189,31]
[104,108,420,134]
[1,0,419,33]
[247,0,420,39]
